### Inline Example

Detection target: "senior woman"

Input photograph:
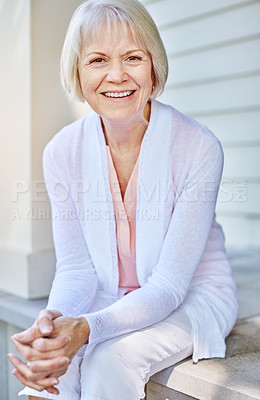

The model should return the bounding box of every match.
[8,0,238,399]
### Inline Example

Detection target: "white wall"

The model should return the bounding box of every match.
[0,0,31,253]
[0,0,87,298]
[30,0,89,252]
[142,0,260,250]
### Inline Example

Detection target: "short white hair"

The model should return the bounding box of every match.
[60,0,168,102]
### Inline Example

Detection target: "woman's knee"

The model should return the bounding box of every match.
[86,339,131,374]
[81,339,145,398]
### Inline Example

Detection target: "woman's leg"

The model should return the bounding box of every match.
[80,305,193,400]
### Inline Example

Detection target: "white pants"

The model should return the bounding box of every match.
[19,294,193,400]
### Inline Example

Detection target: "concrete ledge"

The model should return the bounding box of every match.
[0,291,259,400]
[0,291,47,330]
[147,315,260,400]
[147,381,198,399]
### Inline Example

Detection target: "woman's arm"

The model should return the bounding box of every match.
[43,143,98,315]
[83,138,224,348]
[8,141,97,393]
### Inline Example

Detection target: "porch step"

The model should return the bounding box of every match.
[146,315,260,400]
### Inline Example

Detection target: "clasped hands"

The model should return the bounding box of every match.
[7,309,90,395]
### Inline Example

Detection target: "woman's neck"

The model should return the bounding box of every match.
[101,102,151,155]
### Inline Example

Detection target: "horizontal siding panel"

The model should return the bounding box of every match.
[216,215,260,248]
[197,111,260,144]
[141,0,260,252]
[216,181,260,214]
[167,38,260,86]
[159,74,260,115]
[143,0,255,30]
[223,146,260,177]
[160,2,260,54]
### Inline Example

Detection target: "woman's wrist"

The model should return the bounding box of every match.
[75,316,90,345]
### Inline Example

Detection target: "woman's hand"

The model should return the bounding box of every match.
[8,310,90,394]
[33,315,90,363]
[8,309,65,394]
[7,353,69,394]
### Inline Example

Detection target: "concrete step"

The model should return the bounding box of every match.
[146,315,260,400]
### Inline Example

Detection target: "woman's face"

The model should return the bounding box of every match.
[78,22,154,124]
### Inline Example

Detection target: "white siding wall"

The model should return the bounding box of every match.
[141,0,260,250]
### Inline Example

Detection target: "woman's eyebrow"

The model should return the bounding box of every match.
[123,49,145,55]
[85,51,107,57]
[85,49,145,57]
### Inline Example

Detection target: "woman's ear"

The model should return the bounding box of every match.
[151,68,156,93]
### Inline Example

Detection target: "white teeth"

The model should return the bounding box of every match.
[103,91,133,98]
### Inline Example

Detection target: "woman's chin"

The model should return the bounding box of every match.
[100,109,143,125]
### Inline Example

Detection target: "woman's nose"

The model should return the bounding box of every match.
[106,61,128,83]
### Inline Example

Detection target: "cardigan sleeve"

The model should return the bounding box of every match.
[82,137,224,348]
[43,143,98,317]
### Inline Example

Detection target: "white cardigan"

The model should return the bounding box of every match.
[45,100,238,362]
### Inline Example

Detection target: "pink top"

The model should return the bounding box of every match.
[106,146,140,292]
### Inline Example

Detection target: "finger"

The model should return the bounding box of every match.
[12,369,44,392]
[48,367,68,379]
[33,335,71,352]
[11,339,37,361]
[12,369,59,393]
[8,354,43,381]
[8,353,69,382]
[12,338,69,362]
[38,309,62,335]
[11,325,42,343]
[29,356,70,374]
[46,386,60,395]
[30,374,59,388]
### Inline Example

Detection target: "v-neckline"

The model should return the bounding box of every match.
[106,145,139,206]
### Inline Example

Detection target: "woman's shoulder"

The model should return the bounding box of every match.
[42,111,98,178]
[44,112,94,156]
[153,100,223,170]
[154,100,221,148]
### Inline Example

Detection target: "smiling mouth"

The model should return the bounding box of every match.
[102,90,135,98]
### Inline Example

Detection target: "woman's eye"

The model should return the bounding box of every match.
[128,56,141,62]
[91,58,105,64]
